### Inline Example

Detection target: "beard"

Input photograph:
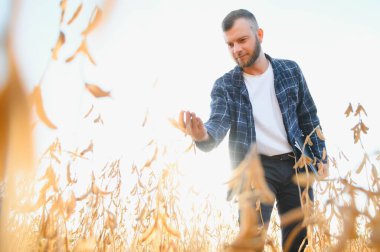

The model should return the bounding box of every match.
[235,35,262,68]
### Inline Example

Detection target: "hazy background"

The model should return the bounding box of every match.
[1,0,379,208]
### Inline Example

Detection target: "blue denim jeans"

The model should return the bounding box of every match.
[260,155,313,252]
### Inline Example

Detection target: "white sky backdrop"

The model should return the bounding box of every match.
[1,0,380,209]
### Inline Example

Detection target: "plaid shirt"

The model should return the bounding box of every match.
[196,54,326,169]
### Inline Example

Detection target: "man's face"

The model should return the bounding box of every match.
[224,18,262,68]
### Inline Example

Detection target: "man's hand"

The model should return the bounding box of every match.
[318,162,329,179]
[178,111,209,142]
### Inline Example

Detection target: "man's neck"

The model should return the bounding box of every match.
[243,53,269,75]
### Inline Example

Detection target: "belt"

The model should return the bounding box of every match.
[260,152,294,161]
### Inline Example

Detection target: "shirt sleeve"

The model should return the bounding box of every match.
[195,79,231,152]
[295,64,328,163]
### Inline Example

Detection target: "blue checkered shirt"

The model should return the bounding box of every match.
[196,54,326,169]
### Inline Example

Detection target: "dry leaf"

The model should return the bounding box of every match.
[184,141,196,154]
[0,86,9,181]
[65,191,76,218]
[137,179,146,190]
[351,123,361,144]
[42,212,58,239]
[305,135,313,146]
[316,126,326,141]
[225,158,248,191]
[351,122,360,132]
[228,236,265,252]
[356,154,368,174]
[344,103,353,117]
[66,148,88,161]
[140,217,157,243]
[168,117,186,134]
[137,204,148,221]
[130,185,137,196]
[73,237,97,251]
[354,103,367,116]
[80,40,96,65]
[66,162,76,184]
[371,164,379,187]
[66,39,96,65]
[142,109,149,127]
[292,173,315,187]
[339,150,349,161]
[85,83,111,98]
[322,148,327,161]
[293,155,313,169]
[145,139,155,147]
[142,146,159,169]
[230,191,264,251]
[106,211,117,230]
[51,31,65,60]
[94,114,103,124]
[50,152,61,164]
[40,166,57,188]
[83,104,94,118]
[360,121,369,134]
[161,214,180,237]
[32,85,57,129]
[354,131,360,144]
[226,145,275,204]
[279,207,304,227]
[67,3,83,25]
[237,200,259,238]
[82,7,102,35]
[0,48,35,184]
[80,141,93,156]
[65,51,77,63]
[59,0,67,23]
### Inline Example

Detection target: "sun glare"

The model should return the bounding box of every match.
[1,0,380,251]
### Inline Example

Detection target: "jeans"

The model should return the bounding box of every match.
[259,155,313,252]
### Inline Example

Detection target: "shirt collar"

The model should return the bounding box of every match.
[232,53,276,87]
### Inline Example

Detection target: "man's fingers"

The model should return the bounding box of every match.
[190,112,198,133]
[185,111,192,133]
[196,117,203,130]
[178,111,186,130]
[198,117,204,128]
[176,111,207,141]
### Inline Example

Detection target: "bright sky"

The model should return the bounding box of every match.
[1,0,380,216]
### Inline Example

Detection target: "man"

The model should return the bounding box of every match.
[178,9,328,251]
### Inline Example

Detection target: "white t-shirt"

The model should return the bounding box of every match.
[243,63,293,156]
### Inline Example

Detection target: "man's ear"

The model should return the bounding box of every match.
[257,28,264,43]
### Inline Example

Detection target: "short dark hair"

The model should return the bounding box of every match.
[222,9,259,32]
